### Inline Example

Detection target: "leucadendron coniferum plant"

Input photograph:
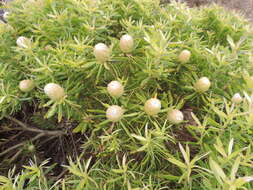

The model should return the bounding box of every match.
[1,0,253,189]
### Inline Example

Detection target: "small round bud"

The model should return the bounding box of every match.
[232,93,242,104]
[144,98,161,116]
[194,77,211,93]
[178,50,191,63]
[3,11,10,21]
[19,80,35,92]
[27,144,35,152]
[16,36,31,48]
[94,43,110,62]
[44,83,65,101]
[106,105,124,122]
[120,34,134,53]
[167,109,184,124]
[107,80,124,98]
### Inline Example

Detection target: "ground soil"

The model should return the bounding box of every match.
[165,0,253,23]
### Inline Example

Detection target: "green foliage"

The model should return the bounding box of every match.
[1,0,253,189]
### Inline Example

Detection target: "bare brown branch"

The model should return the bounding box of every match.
[5,116,66,136]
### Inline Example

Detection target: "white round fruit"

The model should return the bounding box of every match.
[120,34,134,53]
[178,49,191,63]
[94,43,110,62]
[194,77,211,93]
[44,83,65,101]
[19,80,35,92]
[106,105,124,122]
[232,93,242,104]
[144,98,161,116]
[16,36,31,48]
[107,80,124,98]
[167,109,184,124]
[3,11,10,21]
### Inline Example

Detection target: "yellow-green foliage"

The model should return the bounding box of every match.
[1,0,253,189]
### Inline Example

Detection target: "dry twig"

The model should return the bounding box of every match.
[5,116,66,136]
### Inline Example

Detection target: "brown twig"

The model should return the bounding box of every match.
[8,149,23,163]
[0,116,67,157]
[5,116,66,136]
[40,135,57,145]
[69,130,78,158]
[0,131,24,146]
[0,133,43,157]
[53,169,68,181]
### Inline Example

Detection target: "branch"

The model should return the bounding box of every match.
[5,116,66,136]
[0,133,43,157]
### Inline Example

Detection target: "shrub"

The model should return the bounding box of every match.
[1,0,253,189]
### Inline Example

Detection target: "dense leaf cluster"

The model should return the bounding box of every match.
[1,0,253,189]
